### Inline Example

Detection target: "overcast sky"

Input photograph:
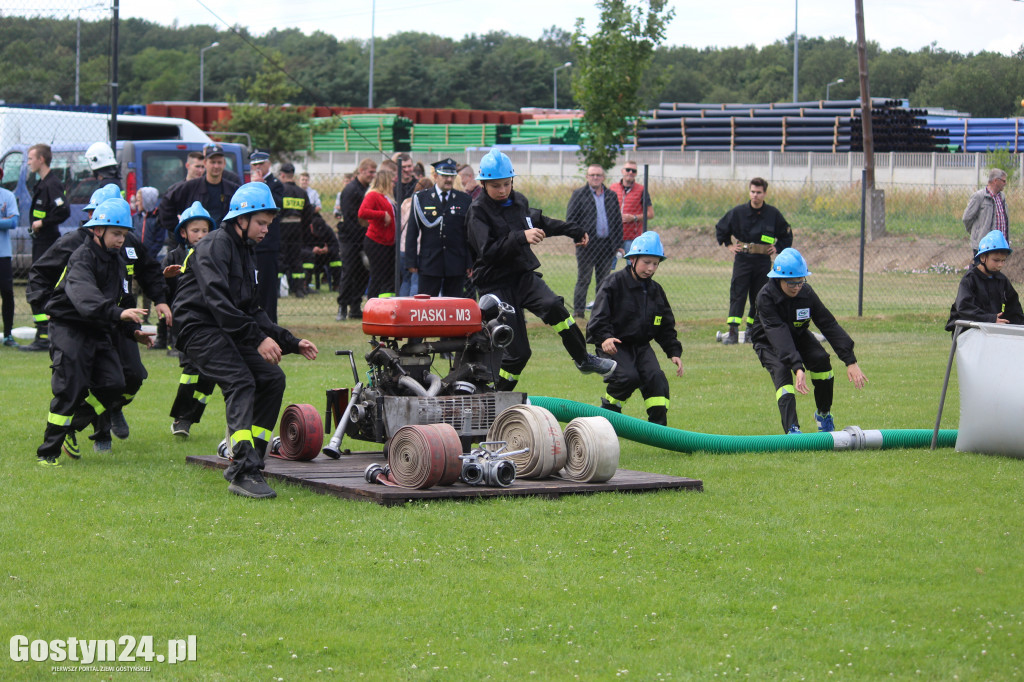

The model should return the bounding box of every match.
[96,0,1022,56]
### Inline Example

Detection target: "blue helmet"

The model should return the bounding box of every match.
[85,183,123,211]
[223,182,279,222]
[476,149,515,181]
[84,198,133,230]
[975,230,1012,261]
[176,201,215,244]
[768,248,811,279]
[624,231,666,261]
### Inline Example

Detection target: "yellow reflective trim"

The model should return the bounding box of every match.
[193,391,209,404]
[179,373,198,385]
[85,392,106,415]
[807,370,834,381]
[726,316,742,325]
[47,412,73,426]
[282,197,305,210]
[644,396,669,409]
[33,313,49,323]
[33,209,46,219]
[291,272,306,279]
[761,235,777,244]
[302,263,315,270]
[498,368,519,381]
[746,317,755,325]
[329,260,342,267]
[603,393,623,406]
[252,426,273,441]
[551,317,573,333]
[230,429,253,448]
[653,315,662,326]
[181,250,192,273]
[54,266,68,288]
[776,385,794,401]
[379,292,396,298]
[126,264,134,276]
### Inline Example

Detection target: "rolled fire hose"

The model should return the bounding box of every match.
[529,396,958,453]
[487,404,566,478]
[271,404,324,461]
[385,423,462,489]
[561,417,620,483]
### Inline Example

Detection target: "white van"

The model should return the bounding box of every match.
[0,107,211,149]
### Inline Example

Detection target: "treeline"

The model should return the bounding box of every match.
[2,15,1023,117]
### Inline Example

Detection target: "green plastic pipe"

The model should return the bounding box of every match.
[530,396,957,453]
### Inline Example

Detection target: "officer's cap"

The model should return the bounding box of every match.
[431,158,458,176]
[249,149,270,164]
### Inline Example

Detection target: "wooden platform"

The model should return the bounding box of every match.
[186,454,703,506]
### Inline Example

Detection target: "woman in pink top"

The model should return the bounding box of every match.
[359,168,397,298]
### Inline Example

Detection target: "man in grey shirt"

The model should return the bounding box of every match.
[963,168,1009,256]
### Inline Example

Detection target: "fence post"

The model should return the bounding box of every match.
[768,150,774,183]
[931,152,937,188]
[695,150,701,181]
[659,150,665,180]
[889,151,896,187]
[975,152,981,186]
[858,168,866,316]
[730,149,735,179]
[807,153,813,184]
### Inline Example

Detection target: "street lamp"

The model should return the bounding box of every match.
[826,78,845,101]
[199,41,220,103]
[553,61,572,110]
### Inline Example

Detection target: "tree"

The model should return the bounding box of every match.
[571,0,675,169]
[213,55,311,160]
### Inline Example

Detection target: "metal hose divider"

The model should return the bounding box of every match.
[529,397,958,453]
[562,417,620,483]
[487,404,567,478]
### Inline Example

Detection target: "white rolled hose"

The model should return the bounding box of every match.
[561,417,619,483]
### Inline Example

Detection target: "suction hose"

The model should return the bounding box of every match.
[529,396,957,453]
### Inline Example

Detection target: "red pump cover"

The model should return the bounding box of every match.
[362,295,482,338]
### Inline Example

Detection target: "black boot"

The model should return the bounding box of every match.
[20,323,49,352]
[722,325,739,345]
[600,398,622,413]
[647,405,668,426]
[225,442,276,498]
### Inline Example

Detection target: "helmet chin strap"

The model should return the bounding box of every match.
[238,215,259,246]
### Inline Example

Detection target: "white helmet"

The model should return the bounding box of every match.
[85,142,117,171]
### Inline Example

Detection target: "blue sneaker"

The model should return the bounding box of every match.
[62,432,81,460]
[787,425,802,435]
[815,412,835,432]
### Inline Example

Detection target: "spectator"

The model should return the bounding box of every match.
[359,167,397,300]
[248,150,285,322]
[457,164,482,201]
[566,165,623,319]
[184,151,205,181]
[158,143,240,243]
[412,161,426,181]
[609,160,653,267]
[134,187,163,262]
[406,158,472,298]
[391,152,418,201]
[0,167,19,346]
[299,171,322,213]
[336,159,376,320]
[963,168,1010,256]
[715,177,793,345]
[277,162,315,298]
[399,177,433,296]
[22,143,71,352]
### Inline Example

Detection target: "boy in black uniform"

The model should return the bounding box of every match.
[22,143,72,352]
[716,177,792,345]
[277,163,315,298]
[466,149,615,390]
[36,199,153,467]
[946,230,1024,331]
[163,202,216,437]
[173,182,318,499]
[587,231,683,426]
[301,214,342,292]
[406,158,473,297]
[26,183,170,453]
[749,248,867,434]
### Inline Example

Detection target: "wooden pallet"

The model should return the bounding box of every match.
[186,454,703,506]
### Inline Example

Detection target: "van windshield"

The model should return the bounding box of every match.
[143,150,238,196]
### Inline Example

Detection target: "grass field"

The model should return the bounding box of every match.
[3,305,1022,680]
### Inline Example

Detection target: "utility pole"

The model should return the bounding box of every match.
[855,0,884,240]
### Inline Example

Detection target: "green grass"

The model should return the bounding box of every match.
[3,309,1022,680]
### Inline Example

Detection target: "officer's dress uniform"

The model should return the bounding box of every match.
[280,181,315,297]
[173,222,302,475]
[748,281,856,433]
[25,170,71,347]
[467,190,589,390]
[587,266,681,425]
[716,201,792,332]
[37,238,135,462]
[406,186,472,297]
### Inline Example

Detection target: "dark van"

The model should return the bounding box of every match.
[0,140,247,276]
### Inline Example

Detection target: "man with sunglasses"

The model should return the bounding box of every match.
[610,161,653,267]
[748,248,867,435]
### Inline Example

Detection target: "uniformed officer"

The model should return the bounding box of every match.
[22,144,71,351]
[172,182,318,499]
[715,177,793,345]
[277,162,315,298]
[249,150,285,321]
[406,158,473,297]
[35,198,152,467]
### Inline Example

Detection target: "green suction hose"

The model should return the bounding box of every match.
[530,396,958,453]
